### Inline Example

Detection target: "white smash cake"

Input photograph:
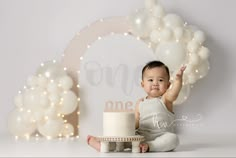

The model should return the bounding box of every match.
[103,112,135,137]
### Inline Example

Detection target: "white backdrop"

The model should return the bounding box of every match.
[0,0,235,137]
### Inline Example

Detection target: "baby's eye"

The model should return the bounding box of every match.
[148,79,153,82]
[159,79,163,82]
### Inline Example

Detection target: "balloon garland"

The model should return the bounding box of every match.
[129,0,210,104]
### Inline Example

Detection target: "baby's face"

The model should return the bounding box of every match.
[141,67,170,98]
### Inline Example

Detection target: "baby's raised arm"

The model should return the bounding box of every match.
[163,66,186,104]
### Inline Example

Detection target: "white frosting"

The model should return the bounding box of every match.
[103,112,135,136]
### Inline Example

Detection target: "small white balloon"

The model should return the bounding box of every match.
[195,60,210,79]
[37,76,48,88]
[49,93,60,105]
[45,106,58,119]
[47,81,59,93]
[198,46,210,60]
[189,53,200,66]
[160,28,173,41]
[194,30,206,44]
[183,28,193,42]
[36,61,66,80]
[59,76,73,90]
[27,76,38,87]
[151,5,165,18]
[61,123,74,137]
[187,40,200,53]
[59,91,78,115]
[150,30,161,43]
[163,14,184,30]
[144,0,159,9]
[14,93,24,108]
[174,27,184,41]
[147,16,162,30]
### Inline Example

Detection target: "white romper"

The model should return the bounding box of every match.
[136,97,179,152]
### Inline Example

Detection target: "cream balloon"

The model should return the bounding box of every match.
[61,123,74,137]
[198,46,210,60]
[151,5,165,18]
[59,75,73,91]
[36,61,66,80]
[163,14,184,30]
[59,91,78,115]
[155,42,187,71]
[129,9,151,38]
[26,76,38,88]
[14,93,23,108]
[150,30,161,43]
[37,118,64,138]
[8,109,36,137]
[144,0,159,9]
[194,30,206,44]
[195,60,210,79]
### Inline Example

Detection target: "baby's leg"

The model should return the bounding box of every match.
[146,132,179,152]
[87,135,101,152]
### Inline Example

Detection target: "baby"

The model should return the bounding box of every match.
[87,60,186,153]
[136,60,186,152]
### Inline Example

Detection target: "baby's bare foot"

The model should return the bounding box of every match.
[87,135,101,152]
[139,143,149,153]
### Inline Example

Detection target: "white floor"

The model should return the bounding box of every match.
[0,132,236,157]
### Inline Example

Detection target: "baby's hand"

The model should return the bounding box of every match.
[176,65,186,79]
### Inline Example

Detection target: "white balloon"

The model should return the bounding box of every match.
[37,118,64,138]
[160,28,173,41]
[129,9,151,38]
[33,108,45,122]
[47,81,59,93]
[49,93,60,105]
[174,84,191,105]
[59,76,73,90]
[59,91,78,115]
[183,28,193,42]
[144,0,159,9]
[174,27,184,40]
[155,42,187,71]
[189,53,200,66]
[36,61,66,80]
[163,14,184,30]
[198,46,210,60]
[147,16,162,30]
[194,30,206,44]
[45,106,58,119]
[195,60,210,79]
[187,40,200,53]
[23,88,49,111]
[14,93,23,108]
[151,5,165,18]
[61,123,74,137]
[8,109,36,137]
[37,76,48,88]
[150,30,161,43]
[27,76,38,88]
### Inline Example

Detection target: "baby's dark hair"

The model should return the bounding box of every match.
[142,61,170,80]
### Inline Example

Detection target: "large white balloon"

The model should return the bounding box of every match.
[155,42,187,71]
[61,123,74,137]
[8,109,36,137]
[37,118,64,138]
[14,93,23,108]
